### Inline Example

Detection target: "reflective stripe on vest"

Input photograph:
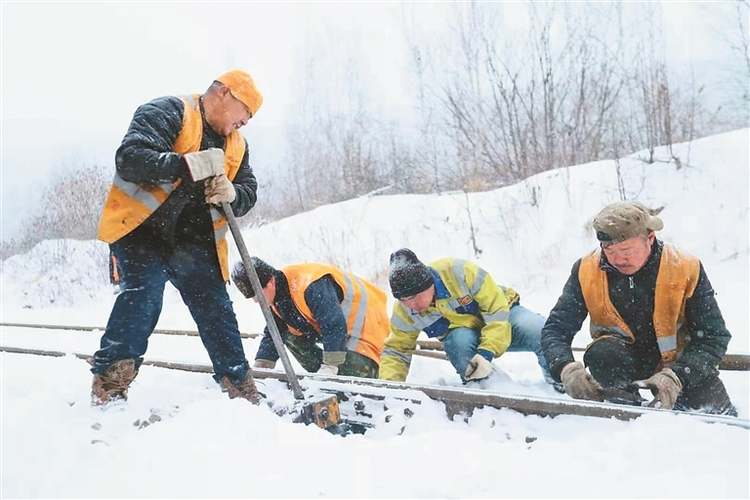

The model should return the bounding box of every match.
[340,272,369,351]
[112,174,177,212]
[381,346,412,365]
[579,243,700,364]
[97,94,246,281]
[391,309,444,333]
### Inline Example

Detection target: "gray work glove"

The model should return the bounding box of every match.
[465,353,493,381]
[318,351,347,375]
[184,148,225,181]
[633,368,682,410]
[205,175,236,204]
[253,359,276,370]
[560,361,603,401]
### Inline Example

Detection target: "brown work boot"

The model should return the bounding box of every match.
[219,371,265,405]
[91,359,139,406]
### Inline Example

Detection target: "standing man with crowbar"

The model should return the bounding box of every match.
[92,70,264,406]
[93,67,340,429]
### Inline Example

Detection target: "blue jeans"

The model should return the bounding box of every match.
[442,305,552,382]
[91,232,249,385]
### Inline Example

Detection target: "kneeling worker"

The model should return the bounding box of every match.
[380,248,556,386]
[541,201,737,415]
[232,258,390,378]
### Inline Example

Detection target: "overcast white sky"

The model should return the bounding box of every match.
[0,1,731,242]
[0,1,421,240]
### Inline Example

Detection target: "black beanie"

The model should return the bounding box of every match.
[388,248,434,299]
[231,257,276,298]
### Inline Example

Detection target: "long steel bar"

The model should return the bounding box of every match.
[3,344,747,429]
[220,201,304,399]
[3,321,747,370]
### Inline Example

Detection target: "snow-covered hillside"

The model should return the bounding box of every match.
[1,129,748,499]
[3,128,748,351]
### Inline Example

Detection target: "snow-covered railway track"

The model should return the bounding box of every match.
[2,343,748,430]
[0,321,260,338]
[2,321,748,370]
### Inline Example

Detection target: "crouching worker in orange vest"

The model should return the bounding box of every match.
[541,201,737,416]
[232,258,390,378]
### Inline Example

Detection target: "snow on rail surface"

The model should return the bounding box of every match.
[2,321,749,371]
[2,329,748,431]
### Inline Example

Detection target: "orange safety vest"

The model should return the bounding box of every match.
[578,243,700,365]
[271,263,390,365]
[97,94,246,281]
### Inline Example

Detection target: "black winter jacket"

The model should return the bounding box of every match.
[115,96,257,247]
[541,240,731,390]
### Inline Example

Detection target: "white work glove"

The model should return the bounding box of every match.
[317,364,339,376]
[253,359,276,370]
[318,351,346,376]
[184,148,225,181]
[633,368,682,410]
[560,361,603,401]
[464,353,493,381]
[205,174,236,204]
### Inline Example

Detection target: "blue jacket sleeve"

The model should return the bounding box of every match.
[115,96,187,185]
[540,259,589,381]
[254,314,290,362]
[304,275,348,353]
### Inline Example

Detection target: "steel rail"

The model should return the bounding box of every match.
[0,321,259,339]
[3,321,748,370]
[2,344,747,430]
[413,339,750,371]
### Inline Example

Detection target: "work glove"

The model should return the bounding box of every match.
[633,368,682,410]
[560,361,603,402]
[253,359,276,370]
[183,148,225,181]
[318,351,346,376]
[205,174,236,204]
[465,353,493,381]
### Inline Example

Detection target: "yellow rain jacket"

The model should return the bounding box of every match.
[380,258,519,381]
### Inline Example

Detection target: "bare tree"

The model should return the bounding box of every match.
[707,0,750,127]
[1,163,111,259]
[257,0,733,228]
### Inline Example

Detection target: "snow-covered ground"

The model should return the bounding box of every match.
[2,129,749,498]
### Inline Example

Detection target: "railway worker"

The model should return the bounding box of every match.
[541,201,737,416]
[232,258,390,378]
[91,70,264,406]
[379,248,557,387]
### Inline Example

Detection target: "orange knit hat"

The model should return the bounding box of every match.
[216,70,263,117]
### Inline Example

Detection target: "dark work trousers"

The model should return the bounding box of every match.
[584,336,735,415]
[91,233,249,385]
